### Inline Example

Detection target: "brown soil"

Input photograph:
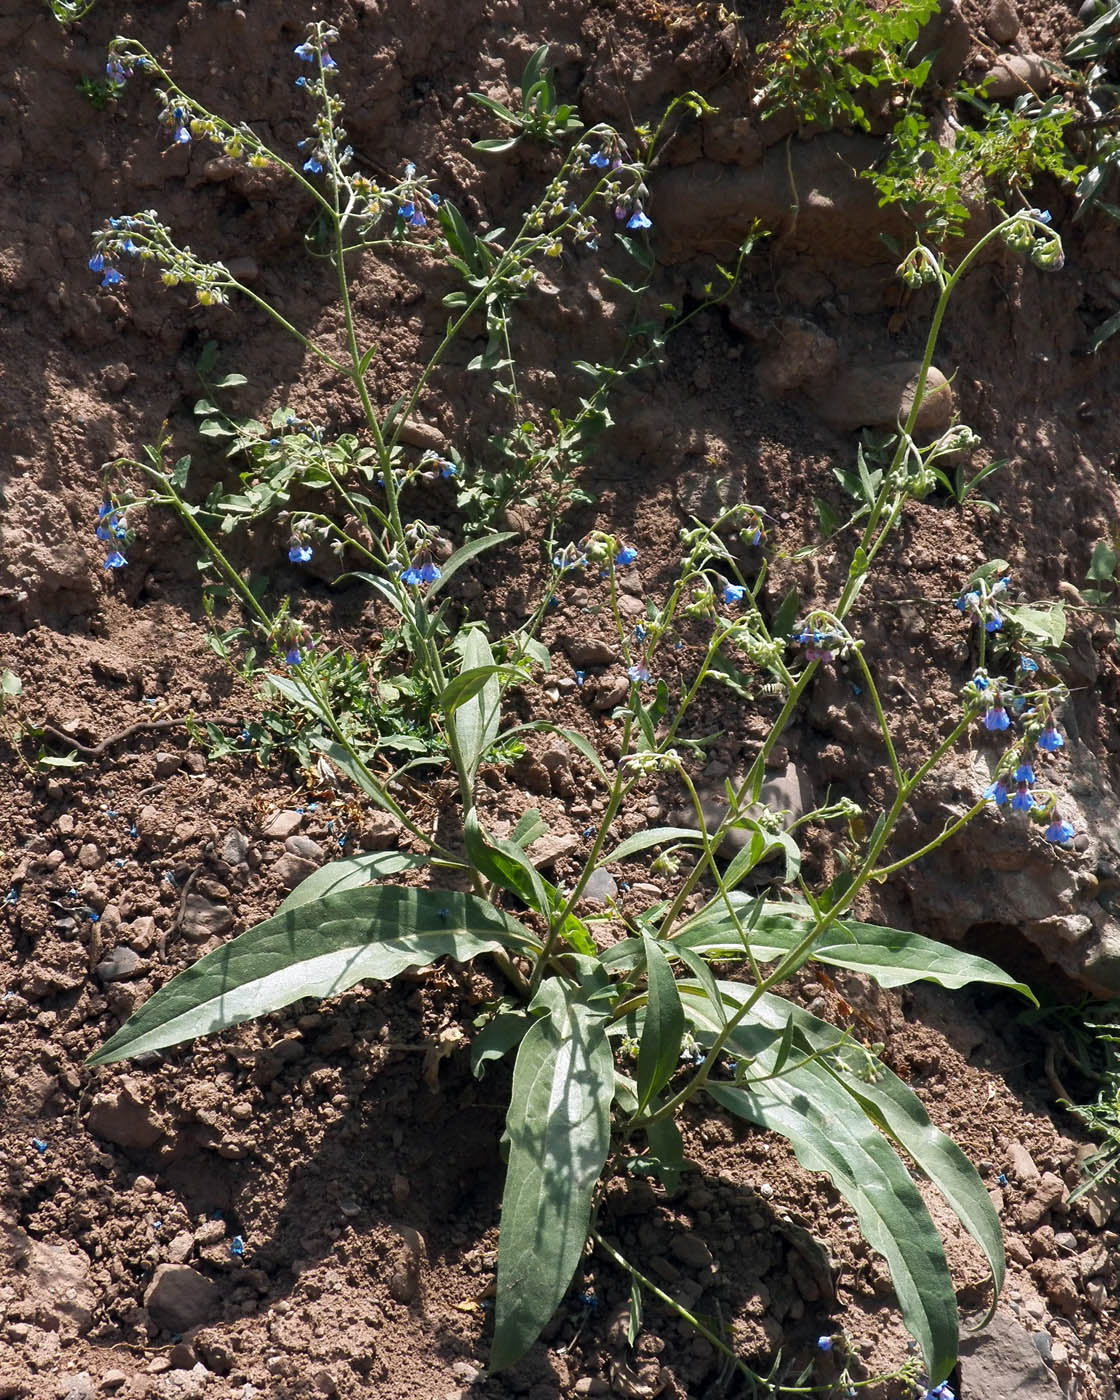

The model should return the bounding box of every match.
[3,1,1120,1399]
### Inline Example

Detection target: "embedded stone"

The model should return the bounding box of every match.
[143,1265,219,1333]
[813,362,953,434]
[180,894,233,942]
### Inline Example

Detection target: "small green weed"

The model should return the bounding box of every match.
[469,45,584,152]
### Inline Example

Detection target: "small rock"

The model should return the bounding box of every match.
[167,1232,194,1265]
[563,635,616,668]
[528,833,580,870]
[592,676,630,711]
[386,1225,426,1304]
[313,1370,338,1397]
[358,813,403,850]
[670,1233,715,1271]
[132,1175,156,1195]
[1008,1141,1041,1184]
[220,830,250,866]
[88,1080,164,1150]
[273,853,319,889]
[180,894,233,942]
[57,1374,93,1400]
[813,362,953,435]
[284,834,325,862]
[755,316,839,398]
[580,868,618,905]
[95,946,143,982]
[983,0,1020,41]
[168,1342,196,1370]
[77,843,102,871]
[153,752,180,780]
[143,1265,219,1333]
[394,419,446,452]
[982,52,1049,99]
[22,1237,95,1336]
[99,1372,128,1392]
[262,809,303,839]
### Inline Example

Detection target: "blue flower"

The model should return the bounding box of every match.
[1038,723,1064,752]
[174,125,191,144]
[295,76,308,88]
[321,49,338,70]
[418,561,441,584]
[992,575,1010,595]
[303,156,323,174]
[88,253,105,272]
[103,551,127,569]
[627,663,651,683]
[1018,656,1039,674]
[285,647,302,665]
[430,192,441,205]
[985,612,1003,632]
[121,238,139,256]
[32,1139,48,1154]
[984,779,1009,806]
[954,590,979,612]
[984,706,1010,731]
[294,42,316,60]
[106,57,128,83]
[1045,817,1075,845]
[575,670,586,686]
[615,546,637,566]
[408,207,427,228]
[1013,763,1035,784]
[439,460,457,478]
[972,671,990,690]
[589,151,610,168]
[627,209,652,230]
[1011,783,1035,812]
[288,542,313,564]
[404,160,417,178]
[398,202,415,219]
[101,268,123,287]
[922,1387,955,1400]
[401,567,423,586]
[723,583,745,604]
[816,1336,833,1352]
[230,1236,245,1257]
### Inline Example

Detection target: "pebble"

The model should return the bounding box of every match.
[563,635,616,668]
[262,809,303,839]
[132,1175,156,1194]
[580,868,618,905]
[95,946,143,982]
[88,1081,164,1150]
[180,894,234,941]
[153,751,180,779]
[273,853,319,889]
[1008,1141,1041,1183]
[984,0,1020,41]
[221,830,250,866]
[982,52,1049,98]
[144,1265,220,1332]
[284,835,326,862]
[77,842,102,871]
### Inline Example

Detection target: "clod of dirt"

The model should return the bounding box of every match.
[180,893,234,941]
[984,0,1022,43]
[981,51,1050,98]
[87,1080,165,1151]
[811,361,954,434]
[5,1224,95,1336]
[143,1264,220,1333]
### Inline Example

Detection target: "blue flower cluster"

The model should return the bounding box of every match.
[402,561,441,587]
[96,501,128,570]
[954,573,1008,632]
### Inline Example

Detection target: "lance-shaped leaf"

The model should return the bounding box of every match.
[453,629,503,783]
[88,888,535,1066]
[277,851,431,913]
[492,980,614,1370]
[635,933,684,1114]
[674,898,1036,1001]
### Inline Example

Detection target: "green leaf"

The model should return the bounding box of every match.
[276,851,430,913]
[674,898,1037,1001]
[471,1009,533,1078]
[512,808,548,848]
[706,1051,958,1381]
[441,664,524,715]
[472,135,522,153]
[772,587,801,640]
[636,934,685,1113]
[1001,602,1066,649]
[88,889,537,1066]
[170,455,192,490]
[1,668,21,698]
[212,372,248,388]
[1087,540,1118,583]
[644,1114,690,1194]
[492,980,614,1370]
[597,826,703,867]
[451,630,503,783]
[428,531,515,599]
[468,92,519,124]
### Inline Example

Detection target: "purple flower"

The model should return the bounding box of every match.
[1045,817,1075,845]
[626,208,652,231]
[1011,783,1035,812]
[984,780,1009,806]
[806,647,835,662]
[627,663,650,684]
[320,48,337,70]
[288,542,313,564]
[723,583,745,604]
[615,546,637,566]
[1013,763,1035,784]
[304,156,323,174]
[1038,723,1064,752]
[984,706,1010,731]
[408,207,427,228]
[106,57,128,83]
[103,551,127,569]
